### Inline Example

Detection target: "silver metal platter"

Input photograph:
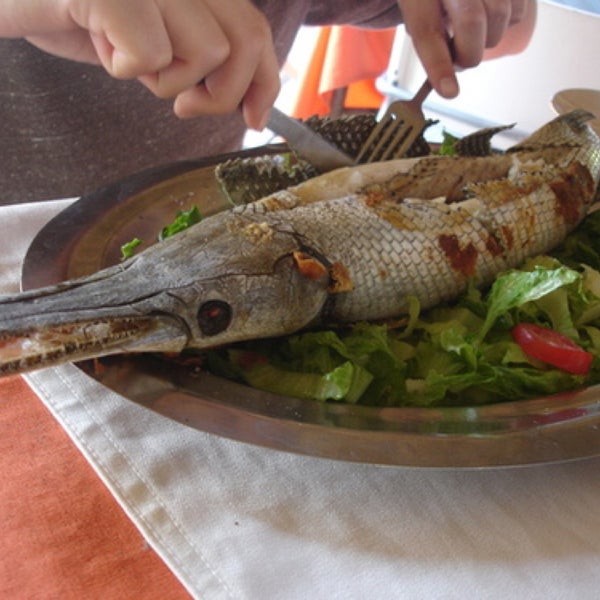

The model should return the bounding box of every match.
[22,146,600,468]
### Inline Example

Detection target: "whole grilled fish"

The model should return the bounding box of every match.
[1,110,599,376]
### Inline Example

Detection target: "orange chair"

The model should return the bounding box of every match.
[290,26,396,119]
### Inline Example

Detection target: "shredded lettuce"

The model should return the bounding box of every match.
[120,237,143,260]
[120,206,202,259]
[438,130,460,156]
[552,210,600,271]
[229,351,373,403]
[159,206,202,240]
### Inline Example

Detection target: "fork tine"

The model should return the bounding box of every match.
[376,122,414,162]
[378,122,427,162]
[356,117,404,163]
[357,79,433,163]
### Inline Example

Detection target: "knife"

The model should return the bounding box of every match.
[266,107,354,172]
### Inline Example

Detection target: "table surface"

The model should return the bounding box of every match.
[0,375,191,599]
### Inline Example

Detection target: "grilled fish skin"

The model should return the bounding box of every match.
[0,110,599,376]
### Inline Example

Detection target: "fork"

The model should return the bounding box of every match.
[356,78,434,163]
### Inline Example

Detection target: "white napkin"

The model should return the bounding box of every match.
[3,200,600,600]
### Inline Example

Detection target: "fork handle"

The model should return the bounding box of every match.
[413,79,433,106]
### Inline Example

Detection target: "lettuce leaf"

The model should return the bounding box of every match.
[478,264,581,341]
[159,206,202,240]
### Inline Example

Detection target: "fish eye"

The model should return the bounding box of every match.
[197,300,232,336]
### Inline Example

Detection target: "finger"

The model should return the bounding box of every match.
[240,49,281,130]
[399,0,459,98]
[138,0,231,99]
[172,37,279,127]
[482,0,536,59]
[171,43,258,119]
[508,0,529,23]
[203,12,279,127]
[443,0,487,68]
[173,0,280,128]
[202,0,280,125]
[69,0,173,78]
[482,0,512,47]
[0,0,84,36]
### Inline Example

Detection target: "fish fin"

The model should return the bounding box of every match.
[454,124,515,157]
[293,251,329,281]
[216,155,317,206]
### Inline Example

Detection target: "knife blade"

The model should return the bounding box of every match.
[266,107,354,172]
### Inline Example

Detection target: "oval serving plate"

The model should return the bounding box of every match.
[22,146,600,468]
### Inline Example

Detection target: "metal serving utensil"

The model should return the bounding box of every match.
[356,37,458,163]
[266,107,354,172]
[355,78,433,163]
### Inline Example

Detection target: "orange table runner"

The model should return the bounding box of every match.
[0,375,191,599]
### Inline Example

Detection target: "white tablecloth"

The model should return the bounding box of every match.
[2,199,600,600]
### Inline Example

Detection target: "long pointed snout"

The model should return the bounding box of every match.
[0,263,190,375]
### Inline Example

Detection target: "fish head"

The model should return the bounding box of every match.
[0,212,332,375]
[154,215,333,349]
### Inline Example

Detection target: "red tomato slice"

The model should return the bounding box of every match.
[511,323,594,375]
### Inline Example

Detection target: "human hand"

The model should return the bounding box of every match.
[0,0,280,129]
[396,0,536,98]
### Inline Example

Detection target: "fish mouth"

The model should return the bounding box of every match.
[0,313,188,376]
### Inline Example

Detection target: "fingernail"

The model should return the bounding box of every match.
[439,77,459,98]
[256,111,270,131]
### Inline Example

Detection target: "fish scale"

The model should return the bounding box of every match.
[0,111,599,376]
[245,195,509,321]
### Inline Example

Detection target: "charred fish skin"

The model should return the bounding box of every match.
[0,110,598,376]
